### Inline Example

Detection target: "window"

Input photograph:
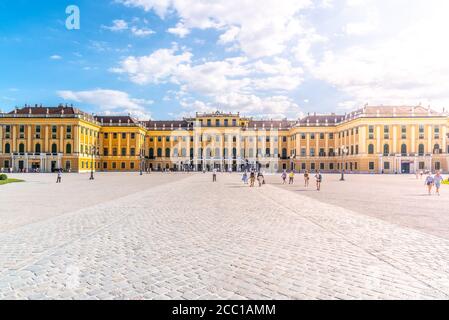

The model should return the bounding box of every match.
[5,126,11,139]
[384,125,389,139]
[130,148,136,156]
[232,119,237,126]
[310,133,315,140]
[311,163,316,170]
[66,144,72,154]
[19,143,25,153]
[35,125,41,139]
[157,148,162,157]
[401,144,407,156]
[131,133,135,139]
[329,133,334,140]
[130,162,135,169]
[113,148,117,156]
[329,163,334,170]
[368,144,374,155]
[113,133,117,139]
[66,161,71,171]
[104,148,109,156]
[282,136,287,142]
[19,125,25,139]
[224,119,229,127]
[165,148,170,158]
[320,163,325,170]
[434,144,440,154]
[435,162,441,170]
[384,162,390,170]
[66,125,72,139]
[121,162,126,169]
[419,125,425,139]
[265,148,270,156]
[166,136,170,142]
[149,148,154,158]
[383,144,390,156]
[401,126,407,139]
[320,133,325,140]
[103,162,108,169]
[104,133,108,139]
[419,144,425,156]
[369,162,375,170]
[207,119,211,127]
[121,148,126,156]
[355,145,359,154]
[112,162,117,169]
[310,148,315,157]
[35,143,41,154]
[319,148,325,157]
[419,162,425,170]
[52,143,57,154]
[434,126,440,139]
[215,119,220,127]
[369,126,374,139]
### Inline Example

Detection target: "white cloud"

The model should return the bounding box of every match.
[167,22,190,38]
[130,26,155,37]
[50,55,62,60]
[309,0,449,110]
[103,19,129,31]
[118,0,312,58]
[57,89,153,119]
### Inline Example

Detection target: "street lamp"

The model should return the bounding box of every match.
[140,149,144,175]
[90,146,96,180]
[340,146,348,181]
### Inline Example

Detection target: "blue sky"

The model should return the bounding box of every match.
[1,0,448,120]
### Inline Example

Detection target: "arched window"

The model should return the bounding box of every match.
[232,148,237,158]
[383,144,389,156]
[35,143,41,154]
[266,148,270,156]
[5,143,11,154]
[434,144,440,154]
[66,144,72,154]
[52,143,57,154]
[401,144,407,155]
[419,144,425,155]
[157,148,162,157]
[149,148,154,158]
[165,148,170,158]
[19,143,25,153]
[368,144,374,154]
[282,148,287,158]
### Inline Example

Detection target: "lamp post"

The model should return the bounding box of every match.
[340,146,348,181]
[140,149,144,176]
[90,146,96,180]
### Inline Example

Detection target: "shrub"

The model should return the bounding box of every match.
[0,174,8,181]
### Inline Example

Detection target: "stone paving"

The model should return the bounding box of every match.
[1,173,449,299]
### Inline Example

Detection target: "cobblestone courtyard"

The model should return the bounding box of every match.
[1,172,449,300]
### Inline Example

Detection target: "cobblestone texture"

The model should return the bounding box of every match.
[1,173,449,299]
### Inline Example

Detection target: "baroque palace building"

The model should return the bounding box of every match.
[1,104,449,174]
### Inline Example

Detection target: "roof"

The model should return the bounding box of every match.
[8,105,82,115]
[144,120,190,130]
[95,115,139,125]
[355,106,444,117]
[298,114,345,126]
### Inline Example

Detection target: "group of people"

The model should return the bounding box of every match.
[424,171,445,196]
[241,170,265,187]
[281,170,322,191]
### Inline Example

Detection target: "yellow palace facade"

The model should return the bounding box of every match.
[1,104,448,174]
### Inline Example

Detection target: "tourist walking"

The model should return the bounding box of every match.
[249,170,256,187]
[289,171,295,185]
[434,171,443,196]
[425,173,434,195]
[315,170,322,191]
[281,170,287,184]
[257,171,265,187]
[304,170,310,187]
[212,168,217,182]
[242,171,248,184]
[56,169,62,184]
